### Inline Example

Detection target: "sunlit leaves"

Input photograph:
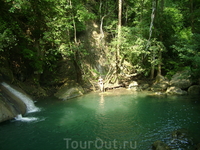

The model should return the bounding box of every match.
[5,0,31,13]
[0,29,17,51]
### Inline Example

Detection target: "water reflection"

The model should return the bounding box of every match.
[99,94,105,109]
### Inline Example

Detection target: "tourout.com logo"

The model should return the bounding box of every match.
[63,138,137,149]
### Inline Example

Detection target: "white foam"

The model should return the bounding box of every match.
[14,114,38,122]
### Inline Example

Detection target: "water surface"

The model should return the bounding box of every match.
[0,89,200,150]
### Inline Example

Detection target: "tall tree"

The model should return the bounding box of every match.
[116,0,122,83]
[157,0,164,76]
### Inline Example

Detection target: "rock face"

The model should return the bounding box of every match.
[152,141,171,150]
[54,82,84,100]
[166,86,187,95]
[0,84,26,123]
[188,85,200,95]
[170,70,193,89]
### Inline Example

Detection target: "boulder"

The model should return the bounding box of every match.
[54,82,84,100]
[0,84,27,123]
[188,85,200,95]
[155,75,169,84]
[152,141,171,150]
[0,96,16,123]
[128,81,142,91]
[151,83,168,92]
[195,143,200,150]
[170,70,193,89]
[166,86,187,95]
[151,75,169,91]
[171,128,189,139]
[128,81,138,88]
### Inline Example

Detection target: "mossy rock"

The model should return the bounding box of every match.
[170,70,193,89]
[188,85,200,95]
[54,82,84,100]
[152,141,171,150]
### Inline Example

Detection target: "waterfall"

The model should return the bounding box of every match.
[97,64,103,75]
[1,82,40,113]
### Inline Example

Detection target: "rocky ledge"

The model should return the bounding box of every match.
[127,69,200,95]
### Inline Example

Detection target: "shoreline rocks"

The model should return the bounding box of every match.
[152,128,194,150]
[147,70,200,95]
[170,70,193,89]
[54,82,84,100]
[166,86,187,95]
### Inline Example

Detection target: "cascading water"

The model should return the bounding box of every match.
[14,114,38,122]
[1,82,40,121]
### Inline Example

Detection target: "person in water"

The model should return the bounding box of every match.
[98,76,104,92]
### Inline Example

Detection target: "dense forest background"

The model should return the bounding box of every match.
[0,0,200,96]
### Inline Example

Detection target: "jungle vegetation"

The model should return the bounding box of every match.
[0,0,200,89]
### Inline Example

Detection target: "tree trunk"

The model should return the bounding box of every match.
[157,49,162,76]
[115,0,122,83]
[150,50,155,79]
[70,0,82,83]
[157,0,164,76]
[150,0,157,79]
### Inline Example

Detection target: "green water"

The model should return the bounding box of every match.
[0,90,200,150]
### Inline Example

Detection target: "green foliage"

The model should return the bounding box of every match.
[1,0,200,84]
[0,28,17,51]
[172,27,200,78]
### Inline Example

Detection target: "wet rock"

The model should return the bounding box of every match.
[0,84,27,123]
[166,86,187,95]
[188,85,200,95]
[0,96,16,123]
[171,128,189,139]
[170,70,193,89]
[17,81,47,98]
[54,82,84,100]
[170,128,193,149]
[152,140,171,150]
